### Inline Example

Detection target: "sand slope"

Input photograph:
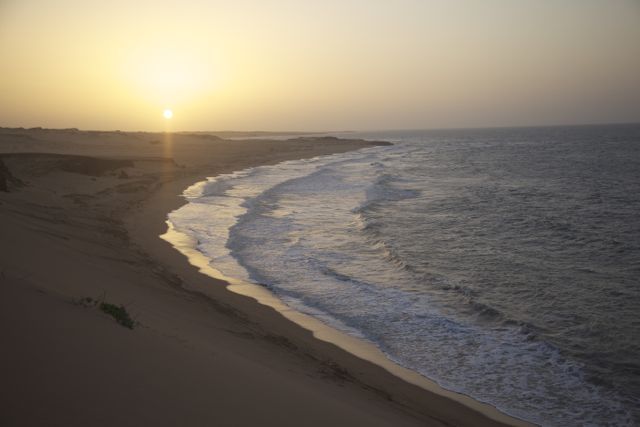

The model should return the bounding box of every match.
[0,128,524,426]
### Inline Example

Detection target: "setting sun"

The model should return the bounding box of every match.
[163,109,173,119]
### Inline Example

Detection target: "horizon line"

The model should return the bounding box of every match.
[1,121,639,135]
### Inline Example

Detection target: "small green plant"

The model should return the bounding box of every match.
[99,302,135,329]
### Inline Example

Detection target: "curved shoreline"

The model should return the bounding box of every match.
[151,166,532,426]
[1,129,532,426]
[161,218,531,427]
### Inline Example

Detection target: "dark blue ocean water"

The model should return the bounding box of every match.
[170,124,640,426]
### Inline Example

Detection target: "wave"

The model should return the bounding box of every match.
[168,134,639,426]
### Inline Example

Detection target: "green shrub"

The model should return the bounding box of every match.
[99,302,135,329]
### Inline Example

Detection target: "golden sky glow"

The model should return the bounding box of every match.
[1,0,639,131]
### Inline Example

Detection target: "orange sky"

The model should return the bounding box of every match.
[1,0,639,131]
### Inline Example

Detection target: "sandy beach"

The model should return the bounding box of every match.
[0,127,528,427]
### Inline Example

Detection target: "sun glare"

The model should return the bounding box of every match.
[163,109,173,119]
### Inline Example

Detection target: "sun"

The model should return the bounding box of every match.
[163,109,173,119]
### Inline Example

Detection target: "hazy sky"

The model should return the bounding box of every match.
[1,0,639,131]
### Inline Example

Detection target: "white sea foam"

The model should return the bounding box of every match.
[169,127,640,426]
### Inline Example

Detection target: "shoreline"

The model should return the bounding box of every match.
[129,151,531,427]
[1,128,530,426]
[162,207,532,427]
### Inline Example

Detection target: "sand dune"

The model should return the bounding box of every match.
[0,127,525,426]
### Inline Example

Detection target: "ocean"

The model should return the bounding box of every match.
[168,124,640,426]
